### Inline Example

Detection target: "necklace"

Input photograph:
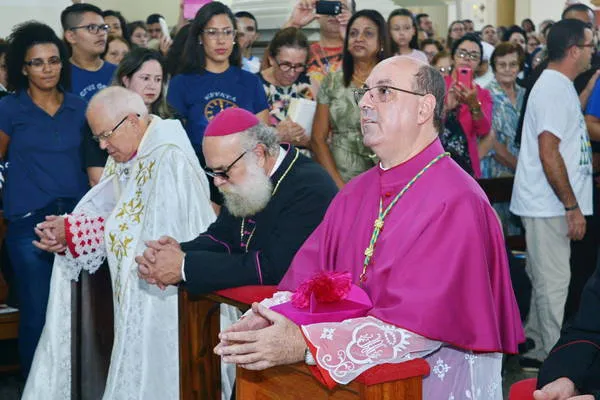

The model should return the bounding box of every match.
[352,73,367,87]
[359,152,450,285]
[239,149,300,252]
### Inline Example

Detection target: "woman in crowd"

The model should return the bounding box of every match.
[311,9,389,188]
[481,42,525,234]
[387,8,427,62]
[420,38,444,64]
[441,33,492,178]
[432,50,452,77]
[504,25,527,52]
[127,21,149,48]
[504,26,529,76]
[103,35,130,65]
[527,33,541,55]
[102,10,128,39]
[481,42,525,178]
[521,18,536,34]
[0,22,88,377]
[115,48,173,118]
[446,20,466,51]
[259,27,313,149]
[167,1,268,157]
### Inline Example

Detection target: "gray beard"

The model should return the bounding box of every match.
[220,162,273,218]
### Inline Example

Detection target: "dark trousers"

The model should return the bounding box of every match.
[565,184,600,322]
[5,198,76,377]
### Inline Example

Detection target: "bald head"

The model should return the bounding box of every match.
[371,56,445,132]
[87,87,150,163]
[87,86,148,122]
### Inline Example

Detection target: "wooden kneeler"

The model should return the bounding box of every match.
[180,286,430,400]
[236,360,429,400]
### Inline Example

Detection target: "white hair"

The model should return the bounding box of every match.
[86,86,148,122]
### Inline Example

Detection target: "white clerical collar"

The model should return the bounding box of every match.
[269,146,286,177]
[379,162,390,171]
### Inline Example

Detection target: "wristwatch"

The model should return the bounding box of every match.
[565,203,579,211]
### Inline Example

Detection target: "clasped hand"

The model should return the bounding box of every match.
[33,215,67,253]
[214,302,306,370]
[135,235,185,290]
[533,377,593,400]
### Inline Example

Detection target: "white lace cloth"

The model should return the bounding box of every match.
[258,293,504,399]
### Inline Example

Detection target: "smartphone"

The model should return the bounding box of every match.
[159,17,171,41]
[315,1,342,15]
[456,67,473,89]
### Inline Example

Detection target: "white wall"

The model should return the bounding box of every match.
[0,0,71,38]
[515,0,596,26]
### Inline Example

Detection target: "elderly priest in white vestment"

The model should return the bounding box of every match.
[22,87,216,399]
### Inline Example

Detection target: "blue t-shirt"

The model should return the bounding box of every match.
[0,91,89,219]
[70,61,116,102]
[167,66,269,151]
[585,77,600,152]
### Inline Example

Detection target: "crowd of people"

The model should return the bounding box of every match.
[0,0,598,399]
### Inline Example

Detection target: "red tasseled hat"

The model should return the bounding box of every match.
[204,108,260,137]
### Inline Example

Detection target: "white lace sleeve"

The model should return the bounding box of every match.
[423,347,503,400]
[62,213,107,281]
[301,316,443,385]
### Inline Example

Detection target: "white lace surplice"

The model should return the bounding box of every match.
[23,117,216,400]
[261,293,504,400]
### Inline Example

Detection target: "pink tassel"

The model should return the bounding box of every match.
[291,272,352,309]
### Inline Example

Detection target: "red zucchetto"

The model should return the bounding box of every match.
[204,108,260,137]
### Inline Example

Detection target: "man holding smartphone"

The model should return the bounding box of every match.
[283,0,354,93]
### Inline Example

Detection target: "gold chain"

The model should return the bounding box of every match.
[240,148,300,252]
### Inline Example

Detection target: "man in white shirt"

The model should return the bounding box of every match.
[510,19,594,371]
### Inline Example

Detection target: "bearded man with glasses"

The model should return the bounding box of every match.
[136,106,337,400]
[212,56,523,399]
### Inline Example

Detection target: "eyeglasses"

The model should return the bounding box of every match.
[92,114,138,142]
[275,59,306,73]
[456,49,481,61]
[69,24,110,35]
[577,41,595,49]
[24,57,62,70]
[201,28,236,41]
[204,151,247,180]
[437,66,453,74]
[353,85,425,105]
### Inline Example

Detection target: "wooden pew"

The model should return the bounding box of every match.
[179,286,430,400]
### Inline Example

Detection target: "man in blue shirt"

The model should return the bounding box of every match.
[61,4,116,102]
[61,3,116,185]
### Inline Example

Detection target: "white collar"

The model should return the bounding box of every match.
[269,146,286,177]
